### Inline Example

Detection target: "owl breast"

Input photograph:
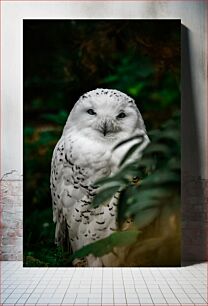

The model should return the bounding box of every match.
[65,132,116,181]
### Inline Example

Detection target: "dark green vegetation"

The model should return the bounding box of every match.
[24,20,180,266]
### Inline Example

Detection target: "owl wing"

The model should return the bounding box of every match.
[50,134,97,249]
[50,136,68,246]
[50,135,86,246]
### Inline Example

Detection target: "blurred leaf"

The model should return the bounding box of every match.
[141,170,180,187]
[145,143,170,155]
[117,189,128,229]
[113,134,144,151]
[92,185,121,208]
[104,75,119,83]
[127,188,170,214]
[70,230,140,261]
[119,141,143,166]
[41,110,68,125]
[128,83,144,96]
[134,208,159,228]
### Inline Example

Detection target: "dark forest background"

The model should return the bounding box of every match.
[24,20,181,267]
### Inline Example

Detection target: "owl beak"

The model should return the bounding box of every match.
[100,119,114,136]
[103,121,108,136]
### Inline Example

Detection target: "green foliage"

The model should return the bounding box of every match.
[92,185,122,208]
[70,231,140,261]
[41,110,68,125]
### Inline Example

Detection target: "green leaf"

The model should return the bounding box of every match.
[141,170,180,188]
[117,189,128,229]
[156,131,180,144]
[103,75,119,83]
[128,83,144,96]
[168,158,180,171]
[69,230,140,261]
[95,176,128,187]
[41,110,68,125]
[134,208,159,228]
[145,144,170,155]
[127,188,170,214]
[92,185,121,208]
[119,141,143,166]
[113,134,144,151]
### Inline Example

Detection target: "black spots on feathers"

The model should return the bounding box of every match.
[128,99,134,104]
[76,176,84,181]
[81,199,91,205]
[89,191,96,197]
[98,227,107,231]
[58,210,62,220]
[91,185,98,190]
[65,154,74,166]
[110,213,115,217]
[80,183,90,190]
[83,215,89,220]
[95,212,104,216]
[81,210,90,214]
[110,227,116,231]
[109,207,113,211]
[96,220,105,225]
[81,203,89,207]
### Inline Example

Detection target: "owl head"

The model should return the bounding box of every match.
[64,88,147,141]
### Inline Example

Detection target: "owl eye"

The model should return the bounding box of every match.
[87,109,96,115]
[117,112,126,119]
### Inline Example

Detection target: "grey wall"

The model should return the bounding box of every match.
[0,1,207,263]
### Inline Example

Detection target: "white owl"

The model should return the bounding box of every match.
[50,88,149,267]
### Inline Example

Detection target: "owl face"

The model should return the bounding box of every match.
[66,89,145,141]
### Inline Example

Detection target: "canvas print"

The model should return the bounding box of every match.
[24,20,181,267]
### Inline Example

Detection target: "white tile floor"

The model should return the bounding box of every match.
[0,261,207,305]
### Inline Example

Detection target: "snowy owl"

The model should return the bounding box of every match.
[50,88,149,267]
